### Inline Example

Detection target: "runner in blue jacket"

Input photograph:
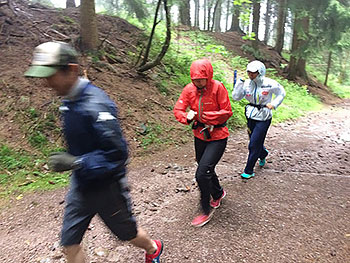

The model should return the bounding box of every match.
[25,41,163,263]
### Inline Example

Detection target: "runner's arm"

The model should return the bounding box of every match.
[74,105,128,181]
[232,79,246,101]
[270,82,286,109]
[173,86,192,125]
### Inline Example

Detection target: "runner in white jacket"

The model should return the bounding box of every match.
[232,60,286,179]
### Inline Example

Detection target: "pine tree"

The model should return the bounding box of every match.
[274,0,287,54]
[80,0,99,51]
[179,0,191,26]
[252,0,261,47]
[66,0,75,8]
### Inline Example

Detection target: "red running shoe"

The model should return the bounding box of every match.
[210,190,226,209]
[191,211,214,227]
[145,240,163,263]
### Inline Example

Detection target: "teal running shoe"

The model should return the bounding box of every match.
[259,149,269,167]
[241,172,255,179]
[259,158,266,167]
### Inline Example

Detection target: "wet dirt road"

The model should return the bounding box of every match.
[0,102,349,263]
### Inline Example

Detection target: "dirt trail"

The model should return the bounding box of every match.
[1,102,350,263]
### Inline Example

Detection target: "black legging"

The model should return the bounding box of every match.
[195,137,227,215]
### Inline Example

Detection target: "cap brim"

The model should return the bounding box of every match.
[24,65,58,78]
[247,66,259,73]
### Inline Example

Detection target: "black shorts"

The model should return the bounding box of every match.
[60,176,138,246]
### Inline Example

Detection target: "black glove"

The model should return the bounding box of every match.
[49,152,80,172]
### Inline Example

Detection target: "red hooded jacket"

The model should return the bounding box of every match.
[174,59,233,141]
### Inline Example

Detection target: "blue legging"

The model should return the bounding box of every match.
[244,118,271,175]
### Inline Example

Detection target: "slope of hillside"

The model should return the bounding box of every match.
[0,1,341,169]
[0,1,189,158]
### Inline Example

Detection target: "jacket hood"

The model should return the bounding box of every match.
[190,59,214,82]
[247,60,266,85]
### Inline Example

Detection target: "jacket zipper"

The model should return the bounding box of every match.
[249,82,258,119]
[198,90,203,122]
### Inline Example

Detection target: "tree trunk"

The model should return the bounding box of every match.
[139,0,162,66]
[80,0,99,51]
[229,4,243,33]
[288,14,309,80]
[194,0,200,28]
[137,0,171,72]
[204,0,207,30]
[212,0,222,32]
[252,0,261,47]
[207,0,214,31]
[66,0,75,8]
[225,0,230,31]
[179,0,191,26]
[263,0,272,44]
[274,0,287,54]
[324,51,332,86]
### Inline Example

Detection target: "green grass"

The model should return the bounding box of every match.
[272,77,322,123]
[328,80,350,98]
[138,122,177,149]
[306,66,350,99]
[0,145,69,198]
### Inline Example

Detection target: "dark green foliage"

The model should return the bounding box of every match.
[125,0,149,21]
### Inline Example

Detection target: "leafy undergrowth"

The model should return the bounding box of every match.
[309,69,350,99]
[0,144,68,198]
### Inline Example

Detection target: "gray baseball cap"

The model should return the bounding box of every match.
[25,41,78,78]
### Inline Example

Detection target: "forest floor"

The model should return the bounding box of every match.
[1,101,349,263]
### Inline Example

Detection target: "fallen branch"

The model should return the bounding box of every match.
[115,36,137,49]
[0,32,25,37]
[46,28,70,39]
[7,0,18,17]
[28,7,60,12]
[149,98,170,110]
[98,27,114,50]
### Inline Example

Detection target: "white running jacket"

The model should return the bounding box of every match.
[232,61,286,121]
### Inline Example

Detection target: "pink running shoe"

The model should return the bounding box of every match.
[191,211,214,227]
[145,240,163,263]
[210,190,226,209]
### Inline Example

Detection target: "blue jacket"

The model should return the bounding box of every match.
[60,80,128,188]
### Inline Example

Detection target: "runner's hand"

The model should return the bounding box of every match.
[187,110,197,121]
[49,152,78,172]
[266,103,275,110]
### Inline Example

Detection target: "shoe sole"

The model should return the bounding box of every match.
[210,191,226,209]
[241,174,255,179]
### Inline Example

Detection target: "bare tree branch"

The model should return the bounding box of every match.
[138,0,162,67]
[137,0,171,72]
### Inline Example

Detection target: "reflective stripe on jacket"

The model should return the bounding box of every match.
[61,79,128,188]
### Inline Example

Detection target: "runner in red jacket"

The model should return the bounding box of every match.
[174,59,233,227]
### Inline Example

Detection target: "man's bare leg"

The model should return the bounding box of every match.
[129,227,158,255]
[63,244,85,263]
